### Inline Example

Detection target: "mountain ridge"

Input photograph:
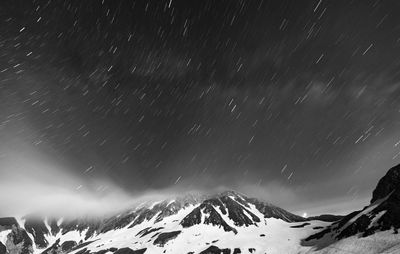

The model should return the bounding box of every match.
[1,164,400,254]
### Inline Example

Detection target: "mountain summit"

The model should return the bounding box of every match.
[0,190,311,254]
[1,165,400,254]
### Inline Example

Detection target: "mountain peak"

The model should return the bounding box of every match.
[371,163,400,203]
[214,190,247,199]
[303,163,400,249]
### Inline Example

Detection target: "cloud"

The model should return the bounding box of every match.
[0,135,204,218]
[0,150,131,217]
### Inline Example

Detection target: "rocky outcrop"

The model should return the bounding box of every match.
[153,231,181,247]
[114,248,146,254]
[371,164,400,203]
[199,246,231,254]
[5,225,33,254]
[0,218,19,230]
[24,215,50,249]
[302,163,400,249]
[60,241,77,252]
[0,242,6,254]
[181,190,303,233]
[180,202,237,233]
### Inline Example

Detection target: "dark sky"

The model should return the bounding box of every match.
[1,0,400,215]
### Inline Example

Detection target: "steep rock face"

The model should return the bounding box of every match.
[181,202,237,233]
[41,239,77,254]
[59,218,102,240]
[0,218,19,230]
[303,163,400,248]
[371,164,400,203]
[0,218,33,254]
[23,215,50,249]
[368,164,400,232]
[181,190,304,234]
[216,194,260,226]
[247,198,305,222]
[5,225,33,254]
[0,242,6,254]
[41,239,61,254]
[60,241,77,253]
[0,190,311,253]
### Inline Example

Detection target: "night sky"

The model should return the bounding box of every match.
[2,0,400,216]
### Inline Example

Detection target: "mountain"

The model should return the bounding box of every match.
[1,164,400,254]
[0,190,327,254]
[302,164,400,253]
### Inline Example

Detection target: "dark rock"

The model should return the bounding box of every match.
[6,225,33,254]
[61,241,77,252]
[135,227,163,238]
[0,242,6,254]
[59,218,102,240]
[153,231,181,247]
[0,218,19,229]
[24,215,50,249]
[337,214,371,239]
[101,212,138,233]
[70,241,97,252]
[47,219,60,236]
[75,248,90,254]
[41,239,60,254]
[233,248,241,254]
[114,247,146,254]
[306,214,343,222]
[94,250,108,254]
[199,246,230,254]
[132,249,146,254]
[181,203,237,233]
[218,195,260,226]
[371,164,400,203]
[290,222,310,228]
[302,163,400,250]
[248,198,305,222]
[248,248,256,253]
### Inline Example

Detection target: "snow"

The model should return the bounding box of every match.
[56,203,328,254]
[13,191,398,254]
[369,210,387,228]
[301,230,400,254]
[0,229,11,245]
[340,194,388,232]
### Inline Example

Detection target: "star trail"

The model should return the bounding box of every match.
[1,0,400,215]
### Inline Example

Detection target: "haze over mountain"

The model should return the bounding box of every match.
[2,0,400,253]
[1,164,400,254]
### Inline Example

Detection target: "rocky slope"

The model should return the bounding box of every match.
[1,163,400,254]
[0,191,320,254]
[302,164,400,250]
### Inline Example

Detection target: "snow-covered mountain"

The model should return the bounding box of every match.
[1,164,400,254]
[0,190,328,254]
